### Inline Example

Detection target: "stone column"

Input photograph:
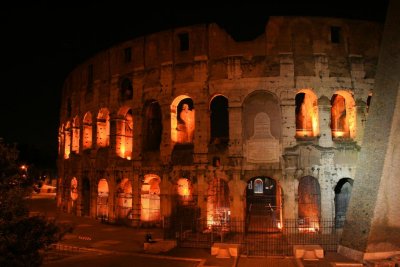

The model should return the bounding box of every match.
[282,178,297,220]
[110,116,124,157]
[160,172,172,219]
[317,96,333,147]
[339,0,400,261]
[160,103,172,165]
[90,177,97,219]
[282,155,298,220]
[281,99,296,148]
[319,151,335,222]
[228,171,246,221]
[131,172,141,227]
[355,99,367,145]
[196,171,207,219]
[107,179,116,223]
[228,104,243,157]
[132,108,142,161]
[193,102,208,164]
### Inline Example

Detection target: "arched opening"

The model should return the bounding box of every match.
[70,177,78,201]
[81,177,90,216]
[140,174,161,224]
[331,91,356,139]
[298,176,321,232]
[116,108,133,159]
[97,108,110,147]
[72,116,80,154]
[97,178,109,221]
[116,178,133,221]
[246,177,282,233]
[334,178,353,228]
[210,95,229,145]
[64,121,71,159]
[143,100,162,152]
[120,77,133,101]
[171,95,195,144]
[295,90,319,138]
[70,177,78,214]
[206,177,230,228]
[177,178,193,205]
[173,177,199,230]
[83,112,93,150]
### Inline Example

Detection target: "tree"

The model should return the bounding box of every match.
[0,139,69,267]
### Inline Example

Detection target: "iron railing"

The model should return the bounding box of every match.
[164,217,340,256]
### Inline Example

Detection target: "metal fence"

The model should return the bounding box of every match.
[164,217,340,256]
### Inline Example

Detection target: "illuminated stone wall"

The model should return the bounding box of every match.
[57,16,383,228]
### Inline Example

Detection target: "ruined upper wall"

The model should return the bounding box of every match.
[60,16,382,118]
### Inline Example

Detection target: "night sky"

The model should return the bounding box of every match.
[1,1,389,169]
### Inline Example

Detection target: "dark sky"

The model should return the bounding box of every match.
[1,1,389,169]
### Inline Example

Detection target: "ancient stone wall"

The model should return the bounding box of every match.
[57,16,382,227]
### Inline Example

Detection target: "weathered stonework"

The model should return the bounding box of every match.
[338,0,400,261]
[57,16,385,239]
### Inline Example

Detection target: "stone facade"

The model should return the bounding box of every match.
[57,16,383,230]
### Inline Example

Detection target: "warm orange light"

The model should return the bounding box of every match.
[296,129,313,137]
[296,90,319,137]
[83,112,93,150]
[298,221,319,233]
[20,165,27,170]
[141,176,161,222]
[120,144,126,158]
[98,179,109,196]
[70,177,78,201]
[333,130,345,138]
[64,122,71,159]
[277,221,282,229]
[127,156,131,160]
[177,178,191,197]
[331,91,356,139]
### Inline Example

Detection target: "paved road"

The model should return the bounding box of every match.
[28,197,362,267]
[28,198,230,267]
[43,252,201,267]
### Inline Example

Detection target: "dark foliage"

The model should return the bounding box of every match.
[0,140,69,267]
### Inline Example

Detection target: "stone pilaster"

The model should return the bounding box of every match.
[228,104,243,157]
[160,172,172,218]
[228,171,246,222]
[281,99,296,148]
[355,99,367,145]
[318,96,333,147]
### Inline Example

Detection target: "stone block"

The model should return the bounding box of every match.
[293,245,324,259]
[211,243,240,258]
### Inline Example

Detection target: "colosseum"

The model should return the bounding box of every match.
[57,16,384,253]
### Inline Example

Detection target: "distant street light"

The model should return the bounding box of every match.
[20,165,28,178]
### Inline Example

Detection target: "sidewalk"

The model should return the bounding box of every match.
[28,198,363,267]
